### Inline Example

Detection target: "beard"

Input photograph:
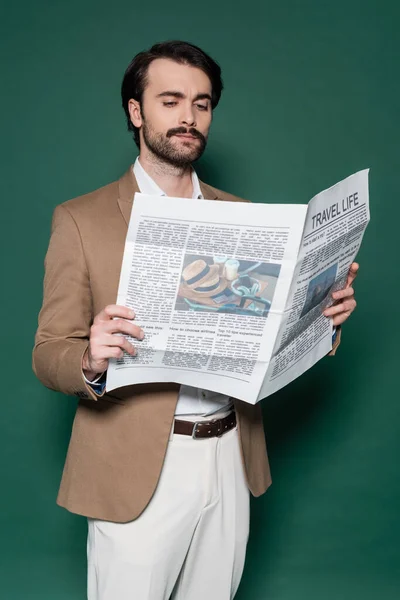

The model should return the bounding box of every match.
[141,116,207,168]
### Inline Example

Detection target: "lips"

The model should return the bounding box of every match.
[174,134,197,140]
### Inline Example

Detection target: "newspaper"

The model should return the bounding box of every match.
[106,170,369,404]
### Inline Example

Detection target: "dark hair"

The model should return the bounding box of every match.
[121,40,224,147]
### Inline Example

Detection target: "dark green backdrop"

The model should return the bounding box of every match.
[1,1,399,598]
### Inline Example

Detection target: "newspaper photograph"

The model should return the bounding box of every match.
[106,169,370,404]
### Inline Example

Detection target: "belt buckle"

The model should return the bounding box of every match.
[191,421,202,439]
[191,416,229,439]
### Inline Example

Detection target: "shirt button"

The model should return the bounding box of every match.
[201,391,206,399]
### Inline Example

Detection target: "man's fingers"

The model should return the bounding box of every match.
[322,263,359,326]
[94,304,135,324]
[324,299,356,317]
[93,334,136,357]
[332,312,352,326]
[331,287,354,301]
[90,345,130,362]
[105,334,136,356]
[88,305,142,369]
[346,262,359,287]
[103,319,144,339]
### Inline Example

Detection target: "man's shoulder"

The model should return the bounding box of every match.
[59,179,120,219]
[200,181,250,204]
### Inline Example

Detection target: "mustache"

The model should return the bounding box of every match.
[166,127,206,142]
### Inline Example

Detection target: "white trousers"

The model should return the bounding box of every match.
[87,420,250,600]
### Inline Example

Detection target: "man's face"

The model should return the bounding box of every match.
[130,59,213,167]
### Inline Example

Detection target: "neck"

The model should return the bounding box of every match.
[138,148,194,198]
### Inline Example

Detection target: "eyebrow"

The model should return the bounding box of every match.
[156,91,212,102]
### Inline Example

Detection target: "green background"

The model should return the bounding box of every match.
[1,1,399,598]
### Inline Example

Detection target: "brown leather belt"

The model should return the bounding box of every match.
[173,411,236,439]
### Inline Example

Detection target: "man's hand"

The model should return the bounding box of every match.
[323,262,359,326]
[82,305,143,381]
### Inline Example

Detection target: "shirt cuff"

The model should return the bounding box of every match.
[83,371,106,393]
[83,371,105,384]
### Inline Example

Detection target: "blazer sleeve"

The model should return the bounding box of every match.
[32,204,102,401]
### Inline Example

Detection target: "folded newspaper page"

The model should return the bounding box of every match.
[106,169,369,404]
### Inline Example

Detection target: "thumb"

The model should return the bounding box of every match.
[346,262,359,287]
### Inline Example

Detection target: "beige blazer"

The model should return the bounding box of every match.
[33,165,340,523]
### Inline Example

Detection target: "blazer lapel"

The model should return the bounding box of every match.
[117,165,140,226]
[199,180,220,200]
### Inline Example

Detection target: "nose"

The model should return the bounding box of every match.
[179,104,196,128]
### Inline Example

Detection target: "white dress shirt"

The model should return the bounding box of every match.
[133,158,232,417]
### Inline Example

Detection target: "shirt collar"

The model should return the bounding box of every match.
[133,157,203,199]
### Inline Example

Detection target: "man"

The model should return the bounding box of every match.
[33,41,358,599]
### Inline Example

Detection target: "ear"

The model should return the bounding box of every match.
[128,99,142,128]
